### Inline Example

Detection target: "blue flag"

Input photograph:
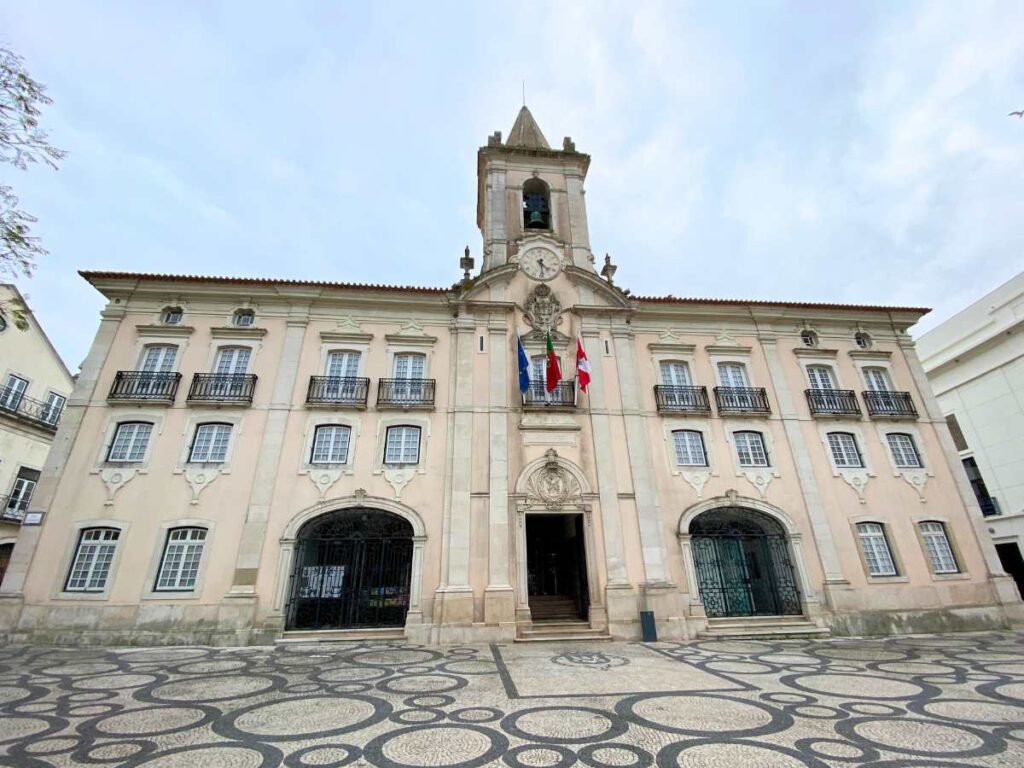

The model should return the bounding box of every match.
[517,335,531,393]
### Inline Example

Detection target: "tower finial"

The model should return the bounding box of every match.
[522,80,526,108]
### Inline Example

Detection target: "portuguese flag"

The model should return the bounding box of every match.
[545,330,561,392]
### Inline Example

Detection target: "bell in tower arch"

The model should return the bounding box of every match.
[522,178,551,230]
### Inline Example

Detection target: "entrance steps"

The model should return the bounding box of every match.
[516,620,612,643]
[276,627,405,644]
[698,615,830,640]
[528,595,583,622]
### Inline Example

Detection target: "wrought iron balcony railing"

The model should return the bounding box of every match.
[523,380,577,408]
[108,371,182,402]
[307,376,370,407]
[0,386,62,431]
[805,388,861,417]
[1,493,30,522]
[376,378,436,408]
[863,390,917,419]
[713,386,771,415]
[654,385,711,414]
[187,373,257,404]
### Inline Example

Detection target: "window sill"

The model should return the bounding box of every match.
[56,591,112,601]
[142,590,200,601]
[866,575,909,584]
[930,572,970,581]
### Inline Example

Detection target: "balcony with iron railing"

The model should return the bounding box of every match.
[713,386,771,416]
[805,388,861,417]
[376,378,436,409]
[187,373,258,404]
[1,493,30,523]
[863,390,917,420]
[654,385,711,414]
[523,380,577,409]
[0,387,62,432]
[306,376,370,408]
[108,371,182,403]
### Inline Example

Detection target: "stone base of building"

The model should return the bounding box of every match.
[825,604,1009,637]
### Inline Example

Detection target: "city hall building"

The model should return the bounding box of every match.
[0,108,1019,645]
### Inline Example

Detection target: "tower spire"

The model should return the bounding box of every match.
[507,105,550,149]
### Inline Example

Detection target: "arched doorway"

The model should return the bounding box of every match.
[285,508,413,630]
[689,506,802,618]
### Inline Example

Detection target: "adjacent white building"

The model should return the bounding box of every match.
[918,271,1024,599]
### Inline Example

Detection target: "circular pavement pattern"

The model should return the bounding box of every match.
[0,632,1022,766]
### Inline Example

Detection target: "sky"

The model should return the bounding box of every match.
[2,1,1023,369]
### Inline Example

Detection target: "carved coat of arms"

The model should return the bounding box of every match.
[526,449,582,510]
[523,284,567,342]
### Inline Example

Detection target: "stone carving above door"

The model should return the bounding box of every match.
[526,449,583,510]
[523,284,567,342]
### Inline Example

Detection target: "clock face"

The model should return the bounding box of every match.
[520,248,561,281]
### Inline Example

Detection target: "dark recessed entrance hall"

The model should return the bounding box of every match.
[526,513,589,622]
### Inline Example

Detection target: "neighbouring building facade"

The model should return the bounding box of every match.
[918,271,1024,601]
[0,284,74,585]
[0,109,1019,646]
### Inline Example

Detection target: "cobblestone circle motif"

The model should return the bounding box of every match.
[0,632,1022,766]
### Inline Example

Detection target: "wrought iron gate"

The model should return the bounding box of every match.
[286,509,413,630]
[690,507,802,618]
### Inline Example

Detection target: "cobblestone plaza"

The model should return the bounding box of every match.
[2,632,1024,766]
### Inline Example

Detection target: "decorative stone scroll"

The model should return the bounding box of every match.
[525,449,583,510]
[99,468,138,505]
[523,285,567,342]
[183,467,221,504]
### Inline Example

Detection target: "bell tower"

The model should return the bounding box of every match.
[477,107,594,273]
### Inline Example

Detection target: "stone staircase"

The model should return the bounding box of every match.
[276,627,405,644]
[516,620,612,643]
[528,595,582,622]
[697,615,830,640]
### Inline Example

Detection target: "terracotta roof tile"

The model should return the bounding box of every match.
[79,270,448,295]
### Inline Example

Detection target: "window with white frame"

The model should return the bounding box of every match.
[856,522,897,576]
[384,425,421,465]
[326,350,361,378]
[214,346,251,374]
[918,521,959,574]
[232,309,255,327]
[65,527,120,592]
[161,306,183,325]
[800,330,819,347]
[1,374,28,410]
[107,421,154,463]
[188,423,232,463]
[827,431,864,468]
[806,365,836,390]
[717,362,749,388]
[393,352,425,379]
[5,468,39,516]
[734,430,769,467]
[671,429,707,467]
[140,344,177,372]
[155,527,207,590]
[660,361,692,387]
[863,366,892,392]
[311,424,351,464]
[42,391,66,424]
[886,433,923,468]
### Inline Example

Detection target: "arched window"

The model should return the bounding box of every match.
[734,431,769,467]
[800,330,819,347]
[827,431,863,468]
[522,177,550,230]
[311,424,352,464]
[155,527,208,591]
[140,344,177,373]
[863,366,892,392]
[107,421,154,463]
[384,425,421,465]
[214,346,251,375]
[886,433,922,468]
[660,360,692,386]
[232,309,255,327]
[188,422,233,463]
[856,522,897,576]
[65,527,121,592]
[161,306,183,325]
[671,430,707,466]
[918,521,958,574]
[806,365,836,390]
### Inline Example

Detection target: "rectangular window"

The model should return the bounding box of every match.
[326,350,361,378]
[807,365,836,390]
[919,521,959,574]
[65,528,120,592]
[107,422,154,463]
[42,391,66,424]
[863,367,892,392]
[4,467,40,517]
[827,432,864,468]
[384,425,421,465]
[141,345,178,373]
[155,528,207,590]
[311,424,351,464]
[660,361,692,387]
[0,374,28,410]
[857,522,898,576]
[188,423,232,463]
[672,430,707,466]
[214,347,251,375]
[734,431,769,467]
[886,433,922,468]
[393,353,426,379]
[718,362,749,388]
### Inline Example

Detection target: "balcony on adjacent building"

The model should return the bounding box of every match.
[376,378,435,409]
[0,387,62,432]
[863,390,917,419]
[1,493,29,523]
[187,373,257,404]
[306,376,370,408]
[713,386,771,415]
[523,380,577,409]
[805,388,861,417]
[108,371,182,403]
[654,385,711,414]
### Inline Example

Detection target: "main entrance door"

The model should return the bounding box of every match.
[286,508,413,630]
[690,506,802,618]
[526,514,589,621]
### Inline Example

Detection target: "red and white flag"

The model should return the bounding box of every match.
[575,335,592,394]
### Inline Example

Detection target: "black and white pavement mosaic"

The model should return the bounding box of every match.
[1,631,1024,766]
